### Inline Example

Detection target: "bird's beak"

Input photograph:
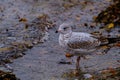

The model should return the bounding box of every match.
[55,30,61,33]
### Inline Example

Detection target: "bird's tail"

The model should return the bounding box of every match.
[99,37,120,46]
[107,37,120,44]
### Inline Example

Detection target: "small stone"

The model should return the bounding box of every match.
[33,40,39,44]
[83,73,93,79]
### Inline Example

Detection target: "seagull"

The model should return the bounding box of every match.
[56,22,120,70]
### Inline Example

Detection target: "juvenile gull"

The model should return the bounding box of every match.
[57,23,120,70]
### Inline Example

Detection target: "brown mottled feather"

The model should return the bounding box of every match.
[67,36,100,49]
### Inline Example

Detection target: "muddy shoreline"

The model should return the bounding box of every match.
[0,0,120,80]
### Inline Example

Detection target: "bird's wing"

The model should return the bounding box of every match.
[67,34,100,49]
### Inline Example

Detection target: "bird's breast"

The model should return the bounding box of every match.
[59,34,69,47]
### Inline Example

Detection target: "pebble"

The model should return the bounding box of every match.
[83,73,93,79]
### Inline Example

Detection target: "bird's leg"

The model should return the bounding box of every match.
[76,56,81,70]
[72,56,81,76]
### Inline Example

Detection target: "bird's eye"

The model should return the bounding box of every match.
[63,27,68,30]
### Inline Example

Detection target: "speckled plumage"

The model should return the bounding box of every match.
[57,23,119,70]
[58,23,101,55]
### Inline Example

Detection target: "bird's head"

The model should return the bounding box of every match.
[56,23,72,34]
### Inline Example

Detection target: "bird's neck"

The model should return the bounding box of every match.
[60,31,72,38]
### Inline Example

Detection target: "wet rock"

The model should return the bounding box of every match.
[95,0,120,26]
[0,70,19,80]
[0,14,52,62]
[0,66,10,72]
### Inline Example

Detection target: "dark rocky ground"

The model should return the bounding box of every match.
[0,0,120,80]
